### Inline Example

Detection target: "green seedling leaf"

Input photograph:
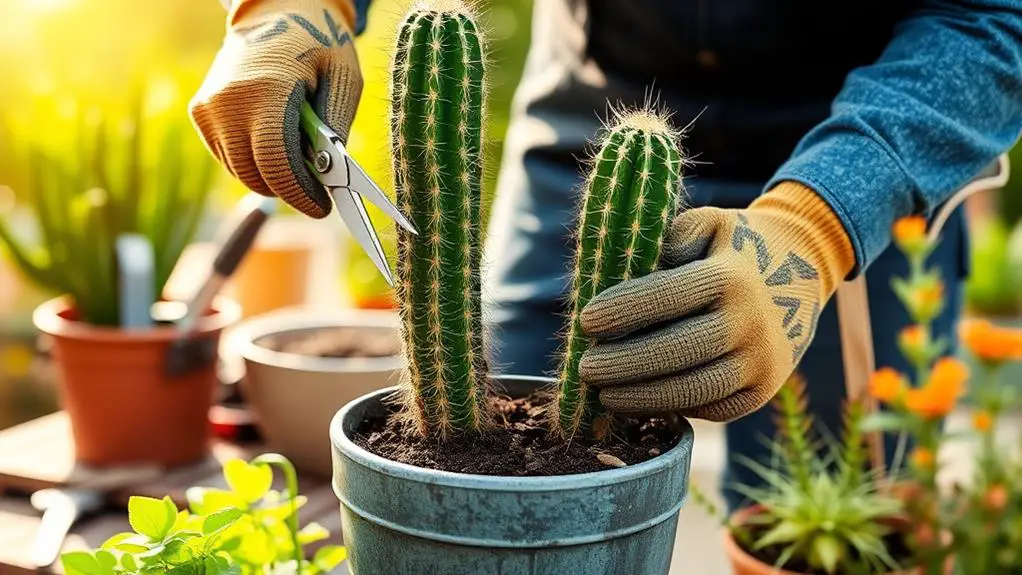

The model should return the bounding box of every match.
[94,550,118,574]
[260,494,309,521]
[229,526,275,564]
[203,507,244,536]
[224,458,274,503]
[313,545,348,571]
[101,532,149,553]
[205,555,240,575]
[60,552,103,575]
[162,538,194,564]
[121,553,138,572]
[297,522,330,545]
[186,487,247,515]
[128,496,177,541]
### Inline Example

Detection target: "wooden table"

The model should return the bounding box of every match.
[0,412,345,574]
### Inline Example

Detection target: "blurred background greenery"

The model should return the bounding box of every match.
[0,0,533,428]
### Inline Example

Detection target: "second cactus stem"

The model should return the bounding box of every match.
[556,108,684,438]
[391,0,488,438]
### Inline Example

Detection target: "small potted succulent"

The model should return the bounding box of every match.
[59,453,347,574]
[328,1,694,573]
[0,88,238,467]
[695,374,912,575]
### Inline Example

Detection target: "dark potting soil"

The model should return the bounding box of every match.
[352,389,684,476]
[738,521,916,574]
[259,327,400,359]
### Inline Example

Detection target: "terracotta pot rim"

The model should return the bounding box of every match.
[33,294,241,343]
[723,505,806,575]
[227,305,404,373]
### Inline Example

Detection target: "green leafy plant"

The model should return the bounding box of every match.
[0,85,216,326]
[694,375,906,575]
[59,454,346,575]
[554,106,684,439]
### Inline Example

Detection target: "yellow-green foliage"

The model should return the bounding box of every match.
[0,87,217,326]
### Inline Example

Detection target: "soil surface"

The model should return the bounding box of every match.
[739,521,916,574]
[258,327,400,359]
[352,389,684,475]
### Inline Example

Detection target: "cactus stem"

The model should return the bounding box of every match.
[555,104,686,438]
[391,0,488,439]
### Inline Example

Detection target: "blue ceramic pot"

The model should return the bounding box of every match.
[329,375,695,575]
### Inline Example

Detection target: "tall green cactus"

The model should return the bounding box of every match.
[391,0,489,438]
[556,108,685,438]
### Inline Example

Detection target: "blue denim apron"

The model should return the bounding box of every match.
[481,0,966,512]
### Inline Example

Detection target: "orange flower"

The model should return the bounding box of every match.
[960,319,1022,363]
[893,216,927,248]
[910,447,935,470]
[904,358,968,419]
[984,484,1009,512]
[973,409,993,432]
[929,357,969,397]
[869,368,906,402]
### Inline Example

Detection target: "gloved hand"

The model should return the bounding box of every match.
[577,182,856,422]
[190,0,362,218]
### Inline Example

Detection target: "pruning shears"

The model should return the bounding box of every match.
[299,101,417,287]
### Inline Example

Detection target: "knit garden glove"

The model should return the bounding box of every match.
[578,183,856,422]
[190,0,362,218]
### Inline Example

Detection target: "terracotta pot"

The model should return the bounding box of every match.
[228,307,403,478]
[723,505,951,575]
[227,223,314,319]
[33,295,240,468]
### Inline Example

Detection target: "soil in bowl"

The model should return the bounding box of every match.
[257,326,400,359]
[352,388,685,476]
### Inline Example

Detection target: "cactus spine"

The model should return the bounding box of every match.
[391,0,488,438]
[556,108,684,438]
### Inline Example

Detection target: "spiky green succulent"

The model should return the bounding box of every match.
[391,0,489,438]
[733,376,905,575]
[555,107,684,438]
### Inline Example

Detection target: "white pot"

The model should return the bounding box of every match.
[226,307,404,478]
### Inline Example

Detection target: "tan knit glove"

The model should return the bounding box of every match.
[190,0,362,218]
[578,183,856,422]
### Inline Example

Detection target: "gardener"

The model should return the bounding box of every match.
[189,0,1022,511]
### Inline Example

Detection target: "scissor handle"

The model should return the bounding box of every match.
[299,101,327,144]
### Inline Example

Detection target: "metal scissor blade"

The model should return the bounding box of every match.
[332,186,395,287]
[343,155,418,235]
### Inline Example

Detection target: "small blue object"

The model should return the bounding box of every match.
[330,375,695,575]
[115,234,155,329]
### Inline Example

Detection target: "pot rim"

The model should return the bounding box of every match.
[227,306,404,373]
[722,505,807,575]
[330,374,695,491]
[32,294,240,342]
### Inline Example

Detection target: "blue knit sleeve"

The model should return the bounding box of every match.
[352,0,371,35]
[765,0,1022,277]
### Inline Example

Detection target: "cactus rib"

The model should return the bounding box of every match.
[391,0,488,438]
[556,108,684,438]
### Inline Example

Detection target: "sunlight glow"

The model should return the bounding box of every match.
[18,0,78,13]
